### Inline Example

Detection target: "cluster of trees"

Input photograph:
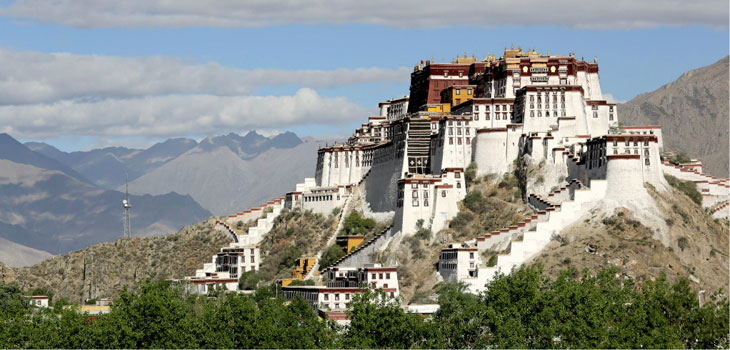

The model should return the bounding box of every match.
[0,266,726,349]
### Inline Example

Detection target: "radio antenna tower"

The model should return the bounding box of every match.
[122,173,132,238]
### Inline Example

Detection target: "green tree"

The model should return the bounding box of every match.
[465,162,478,186]
[343,210,376,236]
[319,244,346,269]
[344,289,431,348]
[668,152,692,166]
[463,190,484,212]
[238,270,262,290]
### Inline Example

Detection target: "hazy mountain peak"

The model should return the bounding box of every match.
[621,55,729,177]
[0,134,89,183]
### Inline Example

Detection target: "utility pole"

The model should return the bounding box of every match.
[123,173,132,238]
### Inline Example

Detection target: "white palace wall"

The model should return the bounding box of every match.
[362,143,405,213]
[605,155,645,200]
[316,147,369,187]
[393,169,466,235]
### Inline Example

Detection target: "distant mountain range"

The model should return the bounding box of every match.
[1,130,329,267]
[621,56,729,178]
[125,133,321,215]
[0,133,213,264]
[27,130,326,215]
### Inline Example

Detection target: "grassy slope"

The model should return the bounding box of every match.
[0,218,231,303]
[374,175,533,303]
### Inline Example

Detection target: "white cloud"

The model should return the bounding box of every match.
[603,93,627,104]
[0,0,726,29]
[0,88,368,139]
[0,48,409,105]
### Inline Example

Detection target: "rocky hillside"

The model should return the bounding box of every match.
[531,184,729,294]
[0,218,230,303]
[621,56,729,177]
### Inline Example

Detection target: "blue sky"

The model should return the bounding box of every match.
[0,1,727,151]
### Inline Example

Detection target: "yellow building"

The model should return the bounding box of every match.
[336,235,365,254]
[424,103,451,114]
[440,85,476,107]
[291,257,318,280]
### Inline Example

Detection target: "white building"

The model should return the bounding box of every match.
[29,296,49,308]
[282,264,400,311]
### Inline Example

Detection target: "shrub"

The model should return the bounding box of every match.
[343,210,376,235]
[415,219,425,230]
[415,228,432,240]
[406,236,425,260]
[278,246,303,272]
[463,191,483,212]
[465,162,478,186]
[668,152,691,166]
[487,255,497,267]
[665,174,702,205]
[287,279,315,286]
[449,212,474,231]
[319,244,346,269]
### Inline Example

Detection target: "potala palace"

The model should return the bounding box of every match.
[184,47,729,309]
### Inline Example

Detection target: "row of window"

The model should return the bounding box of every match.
[396,189,450,208]
[304,195,334,202]
[323,293,351,301]
[613,140,650,147]
[447,137,471,146]
[532,103,565,109]
[530,110,566,117]
[530,94,565,102]
[446,120,470,126]
[440,262,457,270]
[474,104,511,112]
[447,127,470,136]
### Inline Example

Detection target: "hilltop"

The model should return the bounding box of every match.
[0,218,231,302]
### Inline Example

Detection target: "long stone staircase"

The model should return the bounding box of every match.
[304,193,354,280]
[303,168,373,279]
[238,199,285,245]
[457,178,607,293]
[213,197,286,246]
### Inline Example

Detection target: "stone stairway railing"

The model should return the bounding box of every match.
[528,179,584,211]
[709,200,729,219]
[213,220,239,243]
[304,168,371,279]
[544,179,584,202]
[226,196,287,225]
[239,198,286,246]
[356,168,372,187]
